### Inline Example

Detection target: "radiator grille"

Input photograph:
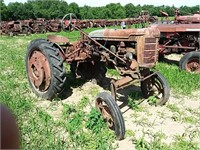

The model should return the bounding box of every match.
[143,38,157,64]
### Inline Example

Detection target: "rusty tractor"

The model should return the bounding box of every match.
[139,10,158,27]
[25,22,170,140]
[46,19,62,32]
[175,12,200,24]
[150,10,200,73]
[4,20,32,36]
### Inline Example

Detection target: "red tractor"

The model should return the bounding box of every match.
[4,20,32,36]
[25,23,170,140]
[150,11,200,73]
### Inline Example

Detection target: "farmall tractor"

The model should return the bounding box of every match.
[25,23,170,140]
[150,11,200,73]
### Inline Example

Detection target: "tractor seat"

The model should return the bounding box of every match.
[47,35,69,44]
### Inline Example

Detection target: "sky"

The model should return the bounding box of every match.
[4,0,200,7]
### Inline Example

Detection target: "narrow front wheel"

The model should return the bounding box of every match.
[95,92,125,140]
[141,72,170,105]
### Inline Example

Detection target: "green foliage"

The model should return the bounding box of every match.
[107,68,120,77]
[106,3,126,19]
[78,96,90,109]
[2,0,199,20]
[134,136,150,150]
[128,91,143,110]
[0,0,8,20]
[66,111,85,135]
[124,3,141,18]
[68,2,80,18]
[86,108,107,134]
[170,136,199,150]
[155,62,200,95]
[62,103,76,119]
[133,133,199,150]
[167,104,181,113]
[147,96,157,106]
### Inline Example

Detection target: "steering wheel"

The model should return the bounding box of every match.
[61,13,77,31]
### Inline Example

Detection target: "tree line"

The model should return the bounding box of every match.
[0,0,199,21]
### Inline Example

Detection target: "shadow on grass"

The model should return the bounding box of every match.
[58,72,146,114]
[115,84,145,114]
[57,72,88,100]
[58,73,113,100]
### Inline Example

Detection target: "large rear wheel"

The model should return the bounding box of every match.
[95,92,125,140]
[25,39,66,100]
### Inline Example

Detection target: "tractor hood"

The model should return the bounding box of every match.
[88,27,160,41]
[150,23,200,32]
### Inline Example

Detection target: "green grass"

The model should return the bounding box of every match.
[0,27,199,149]
[133,132,199,150]
[155,62,200,95]
[107,68,120,77]
[128,91,144,111]
[0,32,115,149]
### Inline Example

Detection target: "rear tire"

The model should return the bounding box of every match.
[179,51,200,73]
[95,92,125,140]
[25,39,66,100]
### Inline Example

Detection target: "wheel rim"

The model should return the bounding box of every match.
[95,98,114,129]
[151,77,164,100]
[61,13,77,30]
[28,50,51,91]
[146,75,164,104]
[185,58,200,73]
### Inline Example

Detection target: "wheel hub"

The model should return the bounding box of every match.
[186,58,200,73]
[95,99,114,128]
[28,51,51,91]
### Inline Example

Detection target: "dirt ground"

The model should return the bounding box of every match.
[32,53,200,149]
[34,79,200,149]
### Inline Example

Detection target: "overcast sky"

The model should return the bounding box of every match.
[4,0,200,7]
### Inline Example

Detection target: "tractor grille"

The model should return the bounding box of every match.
[143,38,157,64]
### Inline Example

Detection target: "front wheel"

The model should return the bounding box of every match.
[141,72,170,105]
[179,51,200,73]
[95,92,125,140]
[25,39,66,100]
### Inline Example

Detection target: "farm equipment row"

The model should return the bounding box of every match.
[0,11,156,36]
[0,18,62,36]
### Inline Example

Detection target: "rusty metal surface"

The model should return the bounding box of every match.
[89,27,160,40]
[89,28,142,38]
[95,98,114,128]
[176,13,200,24]
[150,23,200,32]
[150,18,200,56]
[28,50,51,91]
[1,13,158,36]
[185,58,200,73]
[47,35,69,43]
[149,10,200,73]
[114,76,133,88]
[26,20,169,108]
[41,25,161,95]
